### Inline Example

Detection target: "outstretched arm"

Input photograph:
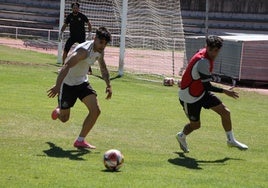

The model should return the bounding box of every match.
[98,52,112,99]
[197,59,239,99]
[201,79,239,99]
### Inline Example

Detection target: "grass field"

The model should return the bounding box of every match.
[0,45,267,187]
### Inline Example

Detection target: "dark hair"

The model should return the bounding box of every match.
[206,35,223,49]
[95,27,112,43]
[71,2,80,8]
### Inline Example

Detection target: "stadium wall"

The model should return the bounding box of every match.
[180,0,268,35]
[180,0,268,13]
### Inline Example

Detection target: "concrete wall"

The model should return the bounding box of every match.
[180,0,268,14]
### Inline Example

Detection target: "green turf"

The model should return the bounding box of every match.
[0,45,267,187]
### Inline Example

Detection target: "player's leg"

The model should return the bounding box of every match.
[58,109,70,122]
[62,37,75,65]
[74,83,100,149]
[182,121,201,135]
[211,103,248,150]
[73,94,100,149]
[80,94,100,137]
[210,103,231,131]
[51,84,76,123]
[205,92,248,150]
[176,100,202,153]
[52,107,71,122]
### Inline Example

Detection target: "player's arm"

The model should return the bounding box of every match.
[60,14,70,35]
[86,21,92,40]
[83,14,91,32]
[84,15,92,39]
[58,23,68,41]
[200,73,224,93]
[60,23,68,33]
[58,16,69,41]
[197,59,239,99]
[58,48,87,84]
[197,59,223,93]
[47,48,87,98]
[87,21,92,32]
[98,52,112,99]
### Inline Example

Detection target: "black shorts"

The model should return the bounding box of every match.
[64,36,85,53]
[179,92,222,122]
[59,82,97,109]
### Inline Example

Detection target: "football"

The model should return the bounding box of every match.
[103,149,124,171]
[163,77,175,86]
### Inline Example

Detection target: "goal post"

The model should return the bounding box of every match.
[57,0,65,64]
[59,0,185,78]
[118,0,128,76]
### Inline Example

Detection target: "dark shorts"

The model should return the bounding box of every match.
[64,36,85,53]
[179,92,222,122]
[59,82,97,109]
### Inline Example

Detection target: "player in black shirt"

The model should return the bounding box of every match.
[59,2,92,66]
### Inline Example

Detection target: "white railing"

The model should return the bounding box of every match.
[0,25,59,40]
[0,25,184,49]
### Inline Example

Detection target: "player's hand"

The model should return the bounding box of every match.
[223,87,239,99]
[58,32,63,41]
[105,85,112,100]
[47,85,60,98]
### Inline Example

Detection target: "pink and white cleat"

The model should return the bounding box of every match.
[73,140,96,149]
[51,107,60,120]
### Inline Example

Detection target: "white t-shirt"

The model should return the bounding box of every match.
[63,40,101,86]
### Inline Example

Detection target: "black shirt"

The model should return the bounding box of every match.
[65,12,89,38]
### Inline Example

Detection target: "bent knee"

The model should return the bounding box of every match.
[221,106,231,117]
[90,106,101,117]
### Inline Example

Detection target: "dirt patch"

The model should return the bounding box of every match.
[0,37,58,55]
[237,87,268,95]
[0,60,52,67]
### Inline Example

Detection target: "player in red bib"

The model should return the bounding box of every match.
[176,35,248,153]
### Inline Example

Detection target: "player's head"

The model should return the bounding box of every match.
[93,27,112,53]
[206,35,223,60]
[71,2,80,14]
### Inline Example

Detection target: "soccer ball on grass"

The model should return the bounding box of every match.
[163,77,175,86]
[103,149,124,171]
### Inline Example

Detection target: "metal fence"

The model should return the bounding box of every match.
[0,25,58,40]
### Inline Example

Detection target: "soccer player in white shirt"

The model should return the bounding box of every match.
[47,27,112,149]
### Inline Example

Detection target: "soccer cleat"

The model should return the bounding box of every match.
[73,140,96,149]
[51,107,60,120]
[176,132,189,153]
[227,140,248,150]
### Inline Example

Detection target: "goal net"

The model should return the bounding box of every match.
[61,0,185,78]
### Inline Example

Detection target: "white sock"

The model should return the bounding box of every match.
[226,131,235,142]
[77,136,84,142]
[179,132,186,139]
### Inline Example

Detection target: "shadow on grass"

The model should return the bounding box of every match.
[168,152,242,170]
[51,72,122,81]
[101,169,122,173]
[91,73,122,81]
[42,142,90,161]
